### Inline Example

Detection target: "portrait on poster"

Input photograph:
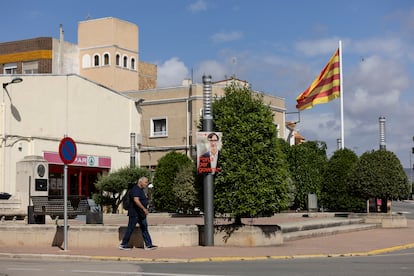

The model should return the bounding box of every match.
[196,132,222,174]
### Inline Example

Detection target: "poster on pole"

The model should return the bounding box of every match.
[196,132,222,175]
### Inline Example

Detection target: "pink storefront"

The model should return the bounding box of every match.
[43,152,111,198]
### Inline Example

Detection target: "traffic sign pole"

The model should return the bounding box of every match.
[64,164,68,250]
[59,136,77,251]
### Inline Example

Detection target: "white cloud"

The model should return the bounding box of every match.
[157,57,230,89]
[351,38,404,59]
[157,57,189,87]
[300,112,341,142]
[187,0,207,13]
[194,60,228,82]
[346,55,409,115]
[211,31,243,43]
[295,38,344,57]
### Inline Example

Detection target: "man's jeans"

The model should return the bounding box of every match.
[121,215,153,247]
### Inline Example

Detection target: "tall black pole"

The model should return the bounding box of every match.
[202,75,214,246]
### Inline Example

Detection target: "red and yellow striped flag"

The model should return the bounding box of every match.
[296,49,340,110]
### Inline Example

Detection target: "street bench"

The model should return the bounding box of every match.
[30,195,90,220]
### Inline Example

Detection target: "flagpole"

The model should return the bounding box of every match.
[339,40,344,149]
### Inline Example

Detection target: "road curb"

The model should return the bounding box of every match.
[1,242,414,263]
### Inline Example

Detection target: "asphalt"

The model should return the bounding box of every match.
[1,212,414,263]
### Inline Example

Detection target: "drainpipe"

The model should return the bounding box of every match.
[130,133,136,167]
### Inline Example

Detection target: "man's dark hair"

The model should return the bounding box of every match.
[207,132,219,141]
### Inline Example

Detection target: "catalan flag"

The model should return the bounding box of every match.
[296,49,340,110]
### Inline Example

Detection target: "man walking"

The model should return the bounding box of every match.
[119,176,157,250]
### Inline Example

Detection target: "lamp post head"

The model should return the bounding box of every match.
[135,98,144,104]
[3,77,23,89]
[134,98,144,109]
[10,77,23,84]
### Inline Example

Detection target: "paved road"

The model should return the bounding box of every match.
[140,249,414,276]
[1,248,414,276]
[392,200,414,219]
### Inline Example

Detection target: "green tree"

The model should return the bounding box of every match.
[286,141,327,210]
[93,166,150,213]
[348,149,410,211]
[321,148,365,212]
[173,164,198,214]
[211,83,290,223]
[152,151,193,212]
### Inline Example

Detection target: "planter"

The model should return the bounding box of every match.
[199,224,283,246]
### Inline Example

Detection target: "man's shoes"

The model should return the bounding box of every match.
[144,245,158,250]
[119,244,131,250]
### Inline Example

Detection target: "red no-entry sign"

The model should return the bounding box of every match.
[59,137,77,164]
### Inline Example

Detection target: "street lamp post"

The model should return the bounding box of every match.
[202,75,214,246]
[2,77,23,192]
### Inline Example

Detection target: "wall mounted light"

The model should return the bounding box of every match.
[2,77,23,89]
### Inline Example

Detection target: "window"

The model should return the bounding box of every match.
[151,118,167,137]
[103,53,110,65]
[94,54,100,66]
[131,57,136,70]
[48,172,64,196]
[4,63,17,74]
[22,61,38,74]
[116,54,120,66]
[123,55,128,68]
[82,54,91,68]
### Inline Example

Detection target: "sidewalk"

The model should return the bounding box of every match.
[0,214,414,262]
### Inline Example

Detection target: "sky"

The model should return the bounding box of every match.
[2,0,414,168]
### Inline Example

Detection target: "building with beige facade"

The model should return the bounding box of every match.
[0,75,140,215]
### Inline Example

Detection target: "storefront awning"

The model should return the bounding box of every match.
[43,152,111,168]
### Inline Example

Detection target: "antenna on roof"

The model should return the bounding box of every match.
[231,57,237,78]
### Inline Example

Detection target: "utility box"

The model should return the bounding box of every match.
[16,156,49,214]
